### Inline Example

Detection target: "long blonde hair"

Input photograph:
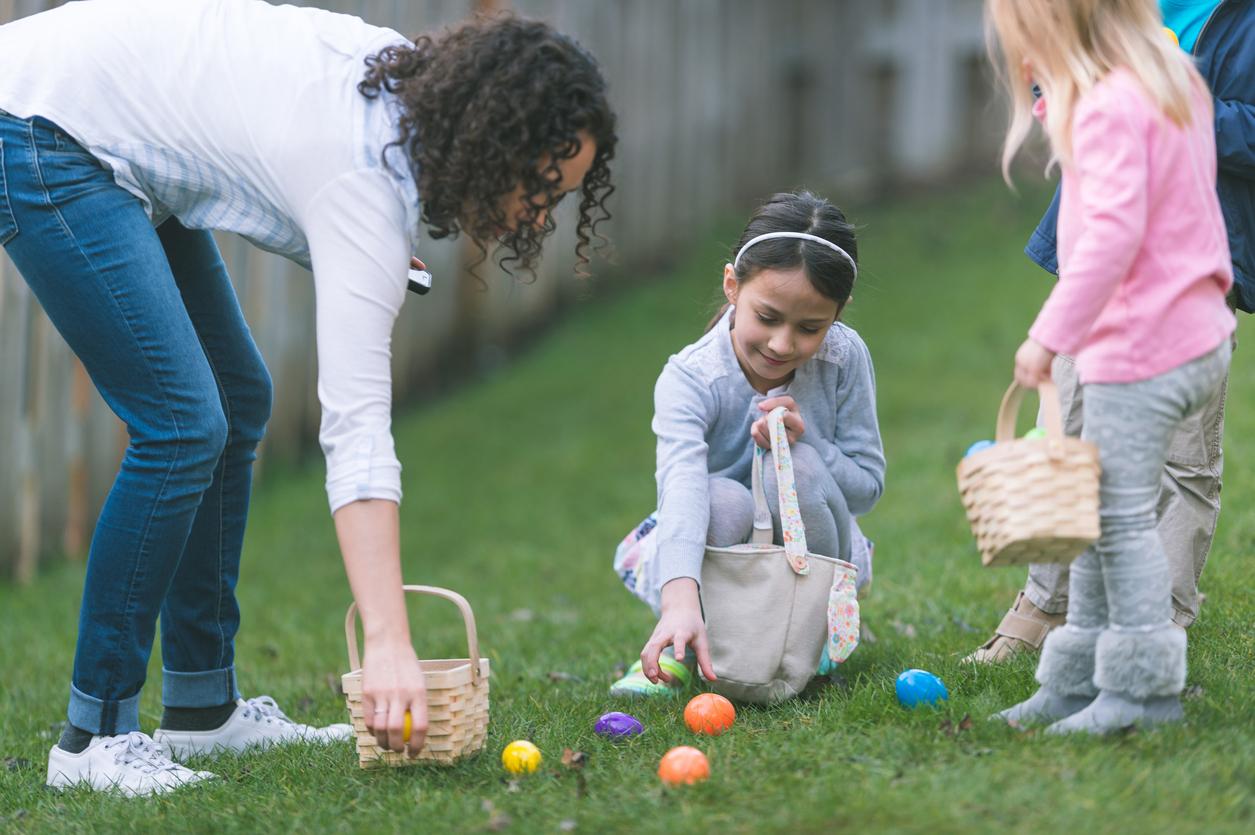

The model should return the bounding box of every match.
[985,0,1207,180]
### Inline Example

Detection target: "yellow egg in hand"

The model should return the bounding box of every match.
[501,740,542,774]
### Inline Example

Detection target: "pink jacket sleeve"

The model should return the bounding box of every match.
[1028,91,1149,355]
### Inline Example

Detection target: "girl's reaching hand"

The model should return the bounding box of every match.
[640,578,717,683]
[752,395,805,448]
[1014,338,1055,389]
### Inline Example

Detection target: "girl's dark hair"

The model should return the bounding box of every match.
[358,14,617,277]
[707,191,858,331]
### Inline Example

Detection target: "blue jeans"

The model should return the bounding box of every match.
[0,111,272,734]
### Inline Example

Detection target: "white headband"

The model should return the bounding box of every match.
[732,232,857,278]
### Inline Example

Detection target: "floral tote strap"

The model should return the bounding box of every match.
[750,406,810,575]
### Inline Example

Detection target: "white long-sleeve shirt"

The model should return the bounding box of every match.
[0,0,421,512]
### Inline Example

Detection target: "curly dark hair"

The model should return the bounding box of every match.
[358,13,617,277]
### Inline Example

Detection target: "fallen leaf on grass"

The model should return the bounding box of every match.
[559,821,577,832]
[560,749,590,799]
[859,622,878,644]
[1183,685,1205,701]
[938,714,972,738]
[505,779,521,794]
[4,757,30,772]
[509,608,535,622]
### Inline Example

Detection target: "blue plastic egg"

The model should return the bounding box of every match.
[964,440,995,458]
[594,711,643,739]
[895,669,949,708]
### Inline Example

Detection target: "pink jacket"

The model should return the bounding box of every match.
[1028,68,1235,384]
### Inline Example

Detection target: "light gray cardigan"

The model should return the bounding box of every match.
[651,309,886,587]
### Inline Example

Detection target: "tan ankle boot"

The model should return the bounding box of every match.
[963,591,1065,664]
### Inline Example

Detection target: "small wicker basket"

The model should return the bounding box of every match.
[956,380,1101,567]
[342,585,490,768]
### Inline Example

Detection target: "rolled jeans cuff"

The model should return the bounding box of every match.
[68,682,141,736]
[161,665,240,708]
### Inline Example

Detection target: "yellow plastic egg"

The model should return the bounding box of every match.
[501,740,542,774]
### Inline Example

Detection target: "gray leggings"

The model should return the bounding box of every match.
[706,442,855,567]
[1037,341,1231,700]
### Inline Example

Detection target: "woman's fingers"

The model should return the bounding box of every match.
[405,699,429,759]
[363,694,380,738]
[381,700,407,753]
[366,698,390,749]
[410,256,427,271]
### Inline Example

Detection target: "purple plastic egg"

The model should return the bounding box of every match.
[594,711,643,738]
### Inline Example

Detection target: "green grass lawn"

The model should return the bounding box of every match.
[2,178,1253,833]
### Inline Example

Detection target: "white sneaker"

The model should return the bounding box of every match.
[46,732,216,797]
[154,696,354,758]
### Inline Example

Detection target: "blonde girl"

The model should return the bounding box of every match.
[986,0,1234,733]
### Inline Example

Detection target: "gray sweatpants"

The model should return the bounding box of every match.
[1024,349,1229,627]
[1036,342,1231,700]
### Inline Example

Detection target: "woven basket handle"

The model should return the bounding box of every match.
[344,585,483,686]
[749,406,811,574]
[995,380,1065,452]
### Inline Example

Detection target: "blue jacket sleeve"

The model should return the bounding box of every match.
[1215,96,1255,180]
[1024,185,1062,276]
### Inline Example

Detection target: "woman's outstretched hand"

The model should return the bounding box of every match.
[361,641,428,757]
[752,395,805,449]
[333,498,427,756]
[640,578,717,683]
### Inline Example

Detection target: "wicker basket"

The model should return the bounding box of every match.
[956,380,1101,567]
[342,585,490,768]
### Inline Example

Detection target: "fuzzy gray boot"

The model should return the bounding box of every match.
[991,624,1099,725]
[1046,624,1186,735]
[1045,690,1183,735]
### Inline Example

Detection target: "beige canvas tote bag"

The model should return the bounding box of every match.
[700,407,859,704]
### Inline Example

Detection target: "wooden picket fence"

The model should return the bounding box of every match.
[0,0,998,579]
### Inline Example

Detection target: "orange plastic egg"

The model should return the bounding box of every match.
[657,746,710,786]
[684,693,736,736]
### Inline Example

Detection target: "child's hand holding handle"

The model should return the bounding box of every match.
[752,395,805,449]
[1014,337,1055,389]
[640,578,717,683]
